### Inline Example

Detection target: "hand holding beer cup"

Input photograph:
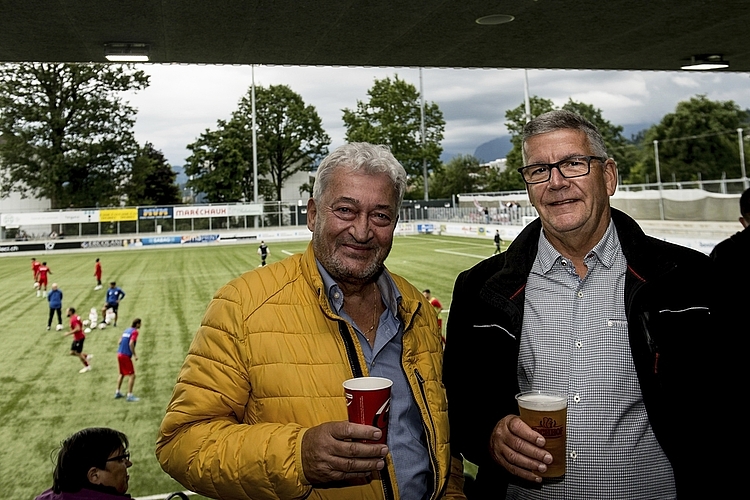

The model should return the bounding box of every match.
[490,391,567,482]
[343,376,393,444]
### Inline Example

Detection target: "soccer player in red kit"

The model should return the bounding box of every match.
[36,262,52,297]
[422,289,445,343]
[94,258,103,290]
[115,318,141,402]
[64,307,92,373]
[32,258,41,283]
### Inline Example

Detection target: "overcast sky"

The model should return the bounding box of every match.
[123,64,750,167]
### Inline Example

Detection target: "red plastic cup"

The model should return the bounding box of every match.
[343,376,393,444]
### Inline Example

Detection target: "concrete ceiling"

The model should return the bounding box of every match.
[0,1,748,72]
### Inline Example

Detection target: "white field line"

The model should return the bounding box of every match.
[434,248,489,259]
[400,235,489,246]
[281,249,295,256]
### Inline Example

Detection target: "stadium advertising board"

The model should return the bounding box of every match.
[141,236,182,245]
[138,207,173,220]
[99,209,138,222]
[172,204,263,219]
[181,234,220,244]
[1,210,99,227]
[174,206,228,219]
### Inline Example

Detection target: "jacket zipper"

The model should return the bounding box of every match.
[415,368,440,500]
[338,320,395,500]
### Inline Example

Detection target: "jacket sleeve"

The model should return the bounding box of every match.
[155,282,312,500]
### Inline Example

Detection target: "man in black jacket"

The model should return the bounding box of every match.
[444,110,723,499]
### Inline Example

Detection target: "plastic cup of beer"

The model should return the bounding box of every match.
[343,377,392,444]
[515,390,568,478]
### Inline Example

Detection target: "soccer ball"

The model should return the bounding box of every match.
[98,322,107,330]
[55,324,63,331]
[82,319,90,326]
[84,327,92,334]
[33,282,40,289]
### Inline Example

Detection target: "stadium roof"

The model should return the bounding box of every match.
[1,1,749,72]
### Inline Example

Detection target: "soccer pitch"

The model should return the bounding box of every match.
[0,234,499,500]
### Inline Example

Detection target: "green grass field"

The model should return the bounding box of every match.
[0,234,502,499]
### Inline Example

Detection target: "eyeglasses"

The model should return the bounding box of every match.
[517,155,606,184]
[106,452,130,463]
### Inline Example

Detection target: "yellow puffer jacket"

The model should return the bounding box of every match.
[156,242,466,500]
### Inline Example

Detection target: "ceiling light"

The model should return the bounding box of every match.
[475,14,515,25]
[104,43,150,62]
[681,54,729,70]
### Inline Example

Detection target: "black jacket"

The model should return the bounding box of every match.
[443,209,723,498]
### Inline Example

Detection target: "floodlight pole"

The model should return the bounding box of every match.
[252,65,258,203]
[739,128,748,189]
[252,65,259,228]
[524,69,531,123]
[420,68,428,201]
[653,140,665,220]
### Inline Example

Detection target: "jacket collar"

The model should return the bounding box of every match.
[481,208,678,303]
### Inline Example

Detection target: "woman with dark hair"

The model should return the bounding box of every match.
[35,427,132,499]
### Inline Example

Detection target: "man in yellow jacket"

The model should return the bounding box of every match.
[156,142,466,500]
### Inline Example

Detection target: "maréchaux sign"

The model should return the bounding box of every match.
[174,206,229,219]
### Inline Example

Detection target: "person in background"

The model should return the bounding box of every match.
[443,110,722,498]
[102,282,125,327]
[493,229,503,254]
[257,240,270,266]
[37,261,52,297]
[64,307,92,373]
[422,288,445,342]
[710,186,749,329]
[32,257,41,283]
[47,283,64,331]
[34,427,132,500]
[94,258,103,290]
[157,142,465,500]
[115,318,141,402]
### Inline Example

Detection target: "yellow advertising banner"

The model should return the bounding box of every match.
[99,209,138,222]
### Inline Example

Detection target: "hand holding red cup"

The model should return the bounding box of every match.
[343,377,393,444]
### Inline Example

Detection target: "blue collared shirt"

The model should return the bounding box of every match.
[317,261,430,500]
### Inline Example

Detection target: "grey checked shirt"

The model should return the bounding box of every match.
[507,221,676,500]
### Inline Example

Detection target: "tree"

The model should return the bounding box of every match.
[634,95,750,183]
[429,155,483,198]
[0,63,149,208]
[186,84,329,203]
[342,75,445,198]
[236,85,330,202]
[124,142,181,205]
[185,119,271,203]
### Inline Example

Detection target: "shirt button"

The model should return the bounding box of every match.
[575,341,582,348]
[608,320,613,327]
[570,451,578,460]
[577,291,583,298]
[561,260,567,266]
[334,292,340,299]
[573,393,581,403]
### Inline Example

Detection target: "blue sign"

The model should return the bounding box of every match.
[141,236,182,245]
[139,207,173,220]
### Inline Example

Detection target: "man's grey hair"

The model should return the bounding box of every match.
[313,142,407,212]
[522,110,609,164]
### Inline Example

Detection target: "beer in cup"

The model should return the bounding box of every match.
[343,377,392,444]
[515,390,568,478]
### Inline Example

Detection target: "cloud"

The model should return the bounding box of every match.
[124,65,750,166]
